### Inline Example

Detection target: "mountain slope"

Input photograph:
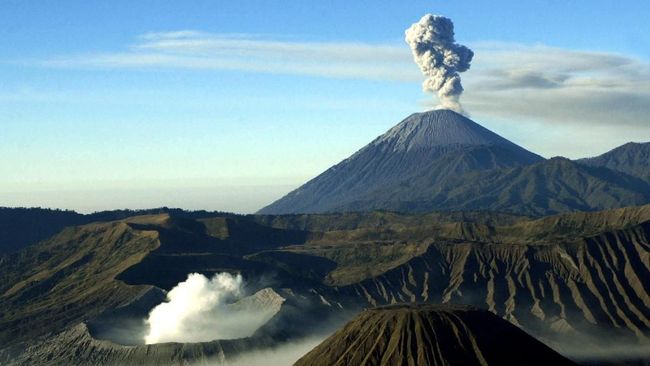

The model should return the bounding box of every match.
[0,218,161,346]
[0,213,316,347]
[370,109,533,150]
[340,157,650,216]
[578,142,650,183]
[260,110,650,216]
[333,221,650,340]
[2,206,649,364]
[0,207,234,255]
[295,304,576,366]
[259,110,543,214]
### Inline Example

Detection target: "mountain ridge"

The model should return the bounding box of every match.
[577,142,650,183]
[260,110,650,216]
[1,205,649,364]
[338,156,650,216]
[260,110,544,215]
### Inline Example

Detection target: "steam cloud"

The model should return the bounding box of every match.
[144,272,275,344]
[217,337,326,366]
[405,14,474,113]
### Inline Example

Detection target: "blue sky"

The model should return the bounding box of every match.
[1,1,649,213]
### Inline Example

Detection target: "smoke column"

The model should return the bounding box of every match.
[144,272,277,344]
[405,14,474,113]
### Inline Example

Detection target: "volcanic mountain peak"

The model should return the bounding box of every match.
[258,109,543,215]
[372,109,518,152]
[295,303,577,366]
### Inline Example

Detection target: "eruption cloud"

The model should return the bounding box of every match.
[144,272,276,344]
[405,14,474,113]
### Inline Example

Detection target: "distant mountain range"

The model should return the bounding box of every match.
[260,110,650,215]
[0,207,230,253]
[578,142,650,183]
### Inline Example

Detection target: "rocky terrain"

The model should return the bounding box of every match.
[295,303,577,366]
[0,288,293,366]
[0,205,648,364]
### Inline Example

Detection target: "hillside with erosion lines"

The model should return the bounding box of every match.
[0,205,648,364]
[295,304,577,366]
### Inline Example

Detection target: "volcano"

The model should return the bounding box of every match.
[294,303,577,366]
[260,110,650,216]
[259,110,543,214]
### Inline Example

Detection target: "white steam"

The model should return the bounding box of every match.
[405,14,474,113]
[217,337,326,366]
[144,272,278,344]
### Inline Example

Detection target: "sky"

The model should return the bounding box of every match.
[1,0,649,213]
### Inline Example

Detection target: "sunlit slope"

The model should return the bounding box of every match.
[1,205,648,361]
[272,205,650,341]
[0,214,313,346]
[0,217,161,346]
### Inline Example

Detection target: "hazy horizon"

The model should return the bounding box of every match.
[2,0,649,213]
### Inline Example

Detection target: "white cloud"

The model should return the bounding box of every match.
[30,31,650,133]
[144,273,280,344]
[41,31,418,82]
[217,337,325,366]
[458,43,650,128]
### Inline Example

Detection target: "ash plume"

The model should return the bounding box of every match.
[405,14,474,113]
